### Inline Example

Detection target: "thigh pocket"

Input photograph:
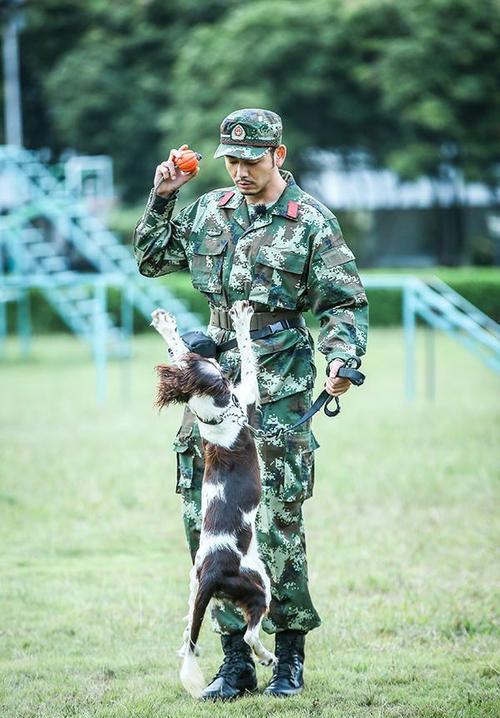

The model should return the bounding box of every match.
[282,431,320,502]
[261,431,320,503]
[173,432,195,494]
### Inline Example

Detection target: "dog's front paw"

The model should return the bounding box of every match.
[230,300,254,332]
[151,308,177,334]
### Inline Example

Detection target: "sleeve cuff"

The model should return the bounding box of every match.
[150,189,178,214]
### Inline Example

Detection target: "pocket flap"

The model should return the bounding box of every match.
[194,235,228,256]
[173,437,190,453]
[173,426,193,453]
[320,244,355,268]
[256,245,308,274]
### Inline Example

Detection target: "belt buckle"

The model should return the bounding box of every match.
[266,321,281,335]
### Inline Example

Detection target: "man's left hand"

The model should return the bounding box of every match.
[325,359,351,397]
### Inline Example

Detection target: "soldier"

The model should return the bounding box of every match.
[133,109,368,700]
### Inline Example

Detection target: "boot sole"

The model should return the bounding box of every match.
[201,686,258,702]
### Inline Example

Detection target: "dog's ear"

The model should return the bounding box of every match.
[155,364,190,409]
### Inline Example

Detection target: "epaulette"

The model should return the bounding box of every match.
[218,191,235,207]
[286,200,299,219]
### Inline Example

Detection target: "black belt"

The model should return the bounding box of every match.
[217,316,306,354]
[210,307,303,332]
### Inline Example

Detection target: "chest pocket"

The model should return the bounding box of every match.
[191,231,229,295]
[250,245,308,310]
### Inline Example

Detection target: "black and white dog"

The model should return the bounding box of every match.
[151,301,276,698]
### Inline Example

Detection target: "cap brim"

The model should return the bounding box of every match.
[213,144,270,160]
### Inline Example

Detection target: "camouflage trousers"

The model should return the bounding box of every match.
[173,389,322,635]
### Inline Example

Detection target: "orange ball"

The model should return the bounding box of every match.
[175,149,199,173]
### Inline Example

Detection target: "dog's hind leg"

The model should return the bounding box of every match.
[219,570,277,667]
[243,592,277,667]
[229,301,260,407]
[151,308,189,363]
[245,619,277,667]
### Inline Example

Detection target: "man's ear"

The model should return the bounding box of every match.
[275,144,287,167]
[155,364,189,409]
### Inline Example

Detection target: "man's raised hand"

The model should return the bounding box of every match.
[154,144,199,197]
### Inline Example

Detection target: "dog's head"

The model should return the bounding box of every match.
[155,353,231,410]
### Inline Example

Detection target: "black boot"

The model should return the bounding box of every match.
[201,631,257,701]
[263,630,305,697]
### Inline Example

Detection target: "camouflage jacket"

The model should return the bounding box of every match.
[134,170,368,405]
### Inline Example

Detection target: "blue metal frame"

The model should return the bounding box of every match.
[362,274,500,399]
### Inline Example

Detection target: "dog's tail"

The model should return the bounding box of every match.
[180,577,213,698]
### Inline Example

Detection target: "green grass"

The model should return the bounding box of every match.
[1,329,499,717]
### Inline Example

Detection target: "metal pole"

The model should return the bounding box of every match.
[0,291,7,356]
[425,324,436,400]
[93,281,107,403]
[2,6,24,146]
[0,238,6,356]
[403,281,416,400]
[120,282,133,402]
[17,283,30,356]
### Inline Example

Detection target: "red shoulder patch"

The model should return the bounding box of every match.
[218,191,235,207]
[286,200,299,219]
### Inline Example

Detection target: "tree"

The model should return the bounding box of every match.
[162,0,406,197]
[361,0,500,186]
[19,0,242,201]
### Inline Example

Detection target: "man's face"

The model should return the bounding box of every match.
[224,150,277,197]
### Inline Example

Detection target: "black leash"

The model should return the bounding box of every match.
[181,318,366,438]
[245,361,365,439]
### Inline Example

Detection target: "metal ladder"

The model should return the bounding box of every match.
[413,278,500,372]
[0,221,129,355]
[0,145,200,336]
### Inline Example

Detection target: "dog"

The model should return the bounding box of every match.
[150,300,276,698]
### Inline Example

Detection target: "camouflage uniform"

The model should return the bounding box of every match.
[133,109,368,636]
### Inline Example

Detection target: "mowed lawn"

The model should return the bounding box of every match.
[0,328,499,718]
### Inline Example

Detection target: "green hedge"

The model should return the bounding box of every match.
[364,268,500,326]
[2,268,499,334]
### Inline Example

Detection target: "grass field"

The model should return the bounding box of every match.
[1,328,499,717]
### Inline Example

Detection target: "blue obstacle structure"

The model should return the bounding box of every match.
[362,274,500,399]
[0,145,201,401]
[0,271,134,402]
[0,144,200,334]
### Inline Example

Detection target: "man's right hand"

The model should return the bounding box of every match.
[153,144,199,197]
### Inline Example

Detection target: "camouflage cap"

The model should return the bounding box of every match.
[214,108,283,160]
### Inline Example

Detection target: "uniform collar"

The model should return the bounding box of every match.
[220,170,300,222]
[269,171,300,221]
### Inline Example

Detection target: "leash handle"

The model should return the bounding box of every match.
[337,366,365,386]
[324,395,341,417]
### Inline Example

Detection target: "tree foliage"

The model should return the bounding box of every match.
[15,0,500,202]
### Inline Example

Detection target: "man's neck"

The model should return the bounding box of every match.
[245,172,287,206]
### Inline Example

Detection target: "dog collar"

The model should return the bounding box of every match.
[191,394,242,426]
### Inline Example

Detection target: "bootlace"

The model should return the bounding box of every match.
[212,636,253,682]
[272,636,304,678]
